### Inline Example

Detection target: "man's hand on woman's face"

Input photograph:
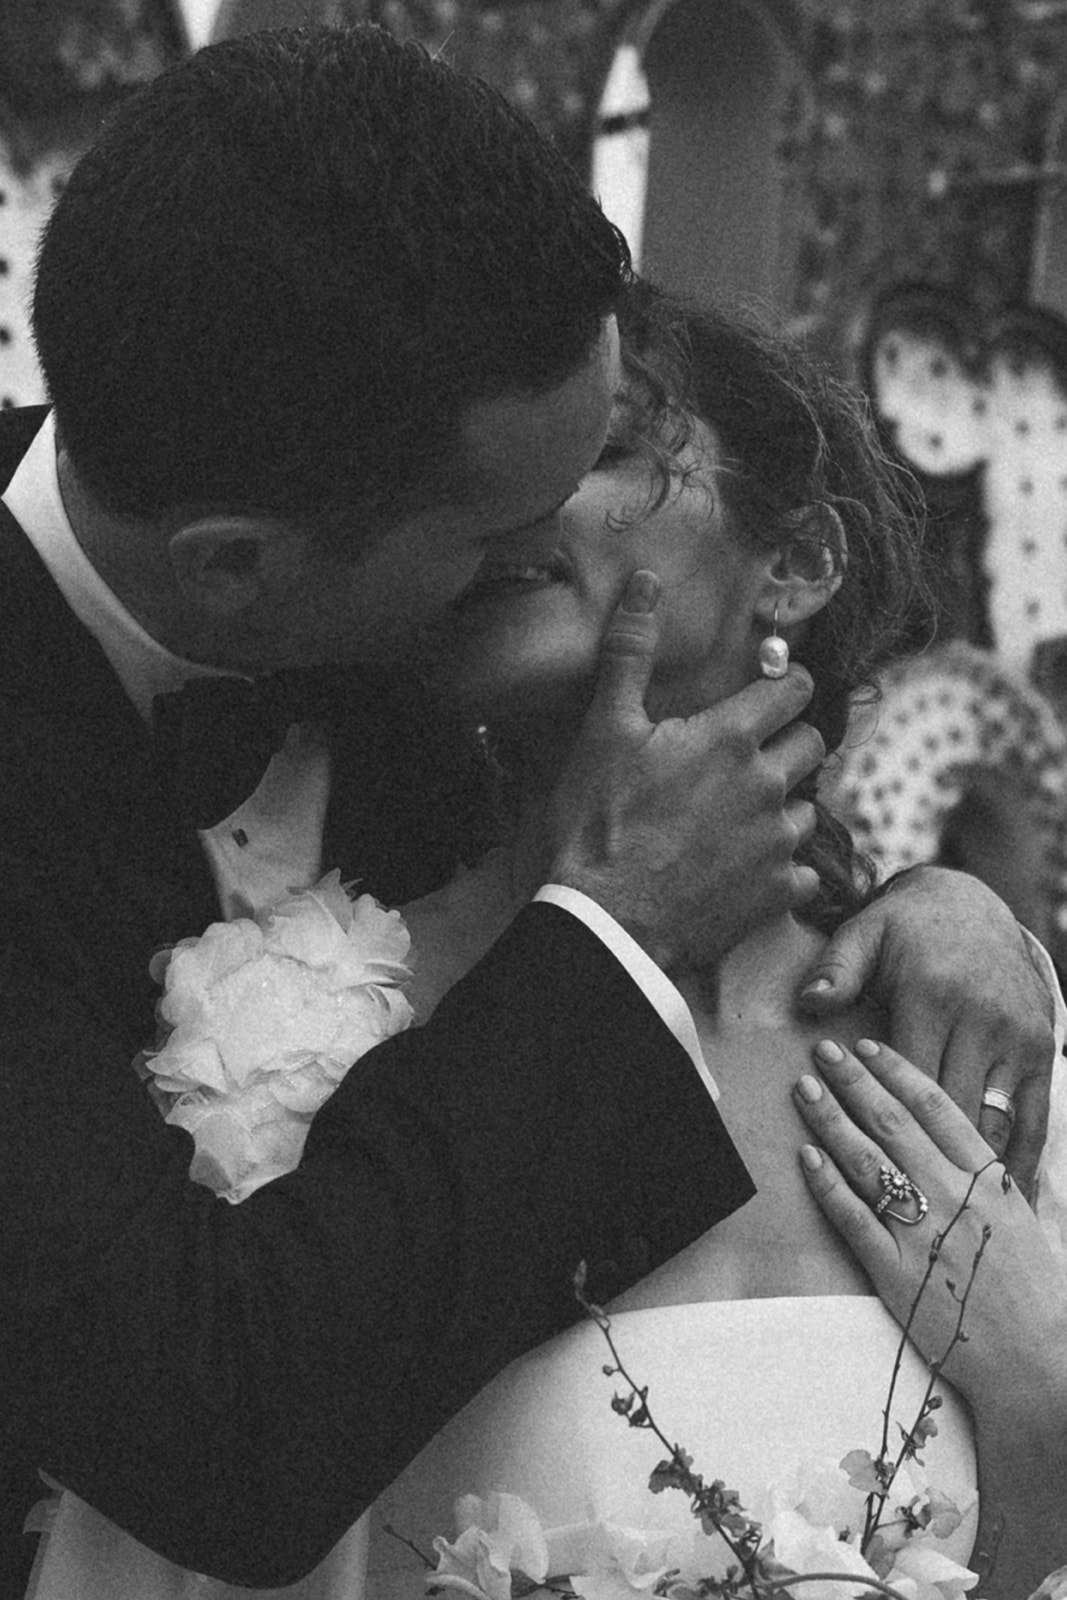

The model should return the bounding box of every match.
[797,864,1057,1197]
[545,570,826,973]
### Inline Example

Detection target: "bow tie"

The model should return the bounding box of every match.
[152,665,498,899]
[152,665,371,830]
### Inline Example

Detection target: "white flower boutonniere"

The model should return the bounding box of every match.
[141,872,413,1202]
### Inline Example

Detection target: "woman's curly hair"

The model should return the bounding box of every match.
[615,281,939,931]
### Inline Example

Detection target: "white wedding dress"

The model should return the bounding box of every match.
[365,1295,982,1593]
[24,850,1067,1599]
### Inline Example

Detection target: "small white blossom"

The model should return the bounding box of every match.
[546,1520,678,1599]
[750,1454,868,1535]
[885,1539,979,1600]
[761,1506,877,1600]
[429,1493,549,1600]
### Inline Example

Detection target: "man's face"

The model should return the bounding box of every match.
[285,317,621,670]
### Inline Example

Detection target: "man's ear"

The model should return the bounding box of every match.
[167,515,307,615]
[758,503,847,629]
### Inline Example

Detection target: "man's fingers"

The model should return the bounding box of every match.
[881,986,947,1082]
[763,718,826,791]
[790,860,821,908]
[785,797,817,849]
[928,1014,994,1122]
[588,579,821,763]
[939,1006,1050,1161]
[976,1093,1014,1162]
[797,910,884,1017]
[999,1074,1050,1200]
[587,570,662,730]
[706,663,816,747]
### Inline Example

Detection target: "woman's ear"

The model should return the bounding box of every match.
[168,515,307,615]
[758,503,847,630]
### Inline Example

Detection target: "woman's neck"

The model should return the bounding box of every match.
[679,910,827,1030]
[612,912,885,1312]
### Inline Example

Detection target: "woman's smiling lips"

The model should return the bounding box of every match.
[451,550,572,611]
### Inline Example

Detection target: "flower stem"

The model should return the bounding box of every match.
[863,1163,991,1548]
[757,1572,912,1599]
[576,1266,763,1596]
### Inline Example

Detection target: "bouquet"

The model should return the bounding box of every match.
[412,1181,1064,1600]
[139,871,413,1202]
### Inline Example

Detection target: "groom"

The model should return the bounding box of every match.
[0,22,1056,1594]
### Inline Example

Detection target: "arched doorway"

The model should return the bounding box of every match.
[593,0,807,313]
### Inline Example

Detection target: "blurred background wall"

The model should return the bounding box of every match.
[7,0,1067,964]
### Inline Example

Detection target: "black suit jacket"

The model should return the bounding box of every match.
[0,409,753,1590]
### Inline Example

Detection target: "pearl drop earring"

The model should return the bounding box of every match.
[758,603,789,679]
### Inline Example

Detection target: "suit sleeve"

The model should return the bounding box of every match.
[2,895,752,1585]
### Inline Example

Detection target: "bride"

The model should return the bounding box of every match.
[29,287,1067,1598]
[366,286,1067,1599]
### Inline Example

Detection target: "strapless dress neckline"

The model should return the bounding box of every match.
[366,1294,979,1595]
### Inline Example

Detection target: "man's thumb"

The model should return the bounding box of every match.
[796,918,879,1013]
[590,570,662,724]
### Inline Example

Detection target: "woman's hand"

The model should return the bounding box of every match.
[797,866,1056,1192]
[794,1038,1067,1598]
[793,1037,1067,1417]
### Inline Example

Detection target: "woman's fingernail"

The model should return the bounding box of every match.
[801,977,833,997]
[800,1144,823,1172]
[855,1039,880,1058]
[796,1073,823,1103]
[814,1039,844,1065]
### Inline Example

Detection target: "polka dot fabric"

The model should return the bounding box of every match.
[984,336,1067,672]
[831,642,1067,937]
[872,324,986,478]
[0,154,73,409]
[871,295,1067,677]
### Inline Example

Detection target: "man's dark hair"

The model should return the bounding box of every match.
[32,24,630,536]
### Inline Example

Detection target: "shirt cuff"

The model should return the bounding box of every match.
[534,885,719,1101]
[1021,926,1067,1056]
